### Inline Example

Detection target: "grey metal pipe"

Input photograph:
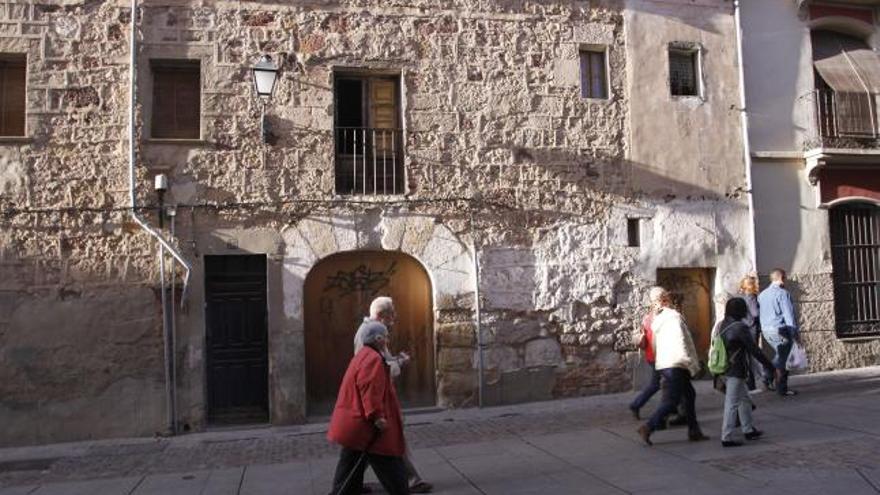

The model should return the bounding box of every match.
[128,0,189,435]
[734,0,758,270]
[470,206,485,408]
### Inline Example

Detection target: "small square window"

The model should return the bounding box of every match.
[580,49,608,99]
[669,48,699,97]
[0,54,26,137]
[151,60,201,139]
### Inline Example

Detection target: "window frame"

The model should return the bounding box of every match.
[0,53,27,138]
[149,59,202,140]
[668,45,703,99]
[579,46,610,100]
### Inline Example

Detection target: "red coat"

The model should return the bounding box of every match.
[327,346,406,457]
[640,313,656,364]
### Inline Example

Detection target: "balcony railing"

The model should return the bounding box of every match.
[808,89,880,148]
[335,127,404,195]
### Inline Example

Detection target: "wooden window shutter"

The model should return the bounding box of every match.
[0,57,26,136]
[151,62,200,139]
[370,78,397,153]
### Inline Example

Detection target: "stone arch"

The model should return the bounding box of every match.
[808,17,878,49]
[280,212,477,414]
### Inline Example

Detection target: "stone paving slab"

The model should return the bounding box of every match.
[29,477,141,495]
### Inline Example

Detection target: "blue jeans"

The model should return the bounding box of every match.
[762,327,794,395]
[630,368,661,411]
[647,368,699,434]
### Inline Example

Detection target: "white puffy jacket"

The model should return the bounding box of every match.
[651,307,701,377]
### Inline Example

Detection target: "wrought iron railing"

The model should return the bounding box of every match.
[335,127,404,195]
[807,89,880,148]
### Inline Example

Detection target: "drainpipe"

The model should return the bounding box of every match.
[734,0,758,272]
[469,205,485,408]
[128,0,191,434]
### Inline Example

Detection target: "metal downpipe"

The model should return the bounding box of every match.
[734,0,758,271]
[129,0,190,434]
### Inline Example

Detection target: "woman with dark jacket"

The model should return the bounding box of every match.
[718,297,774,447]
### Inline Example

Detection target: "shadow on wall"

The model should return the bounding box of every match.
[751,161,802,276]
[0,244,168,447]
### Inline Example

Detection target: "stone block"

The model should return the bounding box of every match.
[436,322,476,347]
[437,371,477,407]
[479,345,520,372]
[437,347,473,371]
[491,317,542,345]
[524,338,562,367]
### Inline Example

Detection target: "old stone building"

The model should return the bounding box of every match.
[0,0,755,447]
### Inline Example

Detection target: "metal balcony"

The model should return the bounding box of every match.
[335,127,404,196]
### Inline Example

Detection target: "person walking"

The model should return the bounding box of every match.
[757,269,800,397]
[629,291,662,420]
[328,321,409,495]
[637,287,709,446]
[738,273,765,391]
[354,297,432,494]
[718,297,774,447]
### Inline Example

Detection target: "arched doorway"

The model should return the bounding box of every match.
[304,250,435,415]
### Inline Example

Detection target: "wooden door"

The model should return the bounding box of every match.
[204,255,269,424]
[656,268,714,362]
[304,251,435,415]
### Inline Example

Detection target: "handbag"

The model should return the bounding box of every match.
[786,342,808,371]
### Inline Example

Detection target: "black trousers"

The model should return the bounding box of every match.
[331,447,410,495]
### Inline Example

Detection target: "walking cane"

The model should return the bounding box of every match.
[334,427,382,495]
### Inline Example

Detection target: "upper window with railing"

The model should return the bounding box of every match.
[810,30,880,146]
[334,73,403,196]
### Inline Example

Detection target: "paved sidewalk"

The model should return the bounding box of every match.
[1,367,879,494]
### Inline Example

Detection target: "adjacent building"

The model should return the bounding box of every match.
[1,0,757,446]
[741,0,880,370]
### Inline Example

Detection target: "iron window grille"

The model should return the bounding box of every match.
[830,203,880,337]
[669,48,699,97]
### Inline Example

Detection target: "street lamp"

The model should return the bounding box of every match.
[251,55,279,143]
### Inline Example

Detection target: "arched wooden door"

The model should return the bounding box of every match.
[304,251,435,415]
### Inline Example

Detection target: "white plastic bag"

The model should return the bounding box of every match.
[786,342,808,371]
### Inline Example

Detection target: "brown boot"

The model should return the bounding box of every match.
[637,424,653,446]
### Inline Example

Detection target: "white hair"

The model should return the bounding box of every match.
[369,296,394,319]
[648,286,670,305]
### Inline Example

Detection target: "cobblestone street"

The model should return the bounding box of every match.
[1,368,879,494]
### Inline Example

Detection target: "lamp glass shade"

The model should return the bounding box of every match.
[251,55,278,99]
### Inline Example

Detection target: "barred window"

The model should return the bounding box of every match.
[0,54,26,136]
[579,49,608,99]
[151,60,201,139]
[830,203,880,337]
[669,48,699,97]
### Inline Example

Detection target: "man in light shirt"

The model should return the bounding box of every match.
[757,268,800,397]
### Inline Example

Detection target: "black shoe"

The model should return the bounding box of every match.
[688,431,710,442]
[763,382,776,392]
[745,429,763,440]
[638,424,653,446]
[629,406,640,420]
[721,440,744,447]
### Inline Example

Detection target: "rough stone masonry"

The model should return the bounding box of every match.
[0,0,860,448]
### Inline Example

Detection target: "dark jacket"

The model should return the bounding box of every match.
[719,318,773,379]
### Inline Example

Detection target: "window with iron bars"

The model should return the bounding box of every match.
[334,74,403,196]
[830,203,880,337]
[669,48,699,97]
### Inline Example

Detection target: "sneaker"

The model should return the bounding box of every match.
[779,390,798,397]
[409,481,433,493]
[638,424,653,446]
[629,406,640,420]
[721,440,744,447]
[668,415,688,427]
[745,429,763,440]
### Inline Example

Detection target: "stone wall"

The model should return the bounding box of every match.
[0,0,759,446]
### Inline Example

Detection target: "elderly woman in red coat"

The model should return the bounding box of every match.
[328,320,409,495]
